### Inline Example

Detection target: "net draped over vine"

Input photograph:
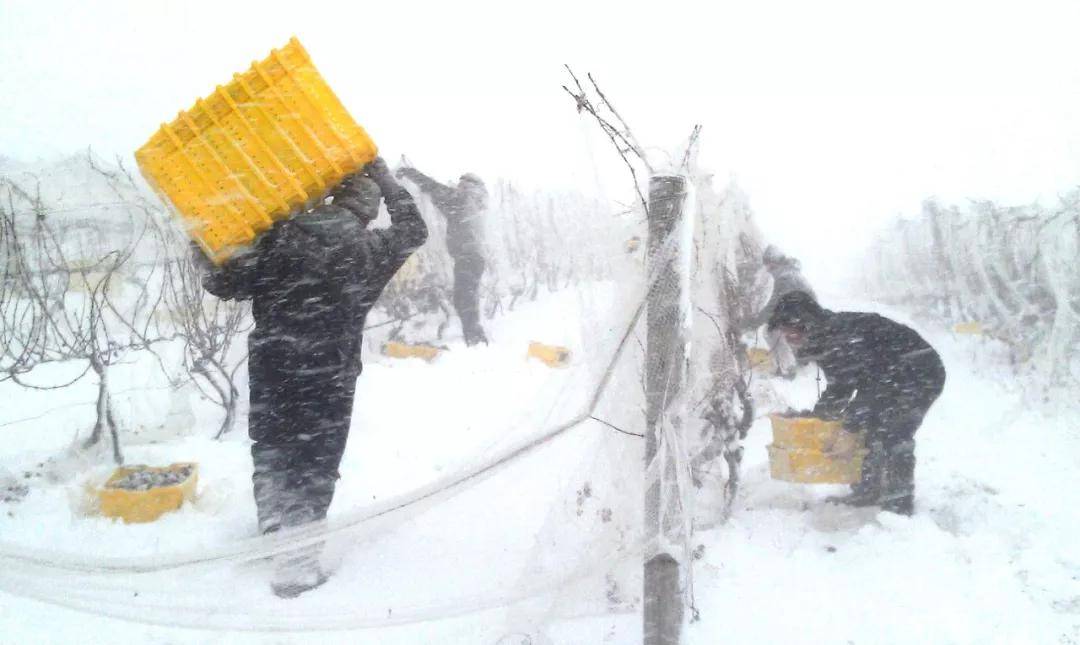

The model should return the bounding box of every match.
[0,149,765,639]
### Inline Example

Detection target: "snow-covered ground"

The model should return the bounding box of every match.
[690,300,1080,644]
[1,294,1077,644]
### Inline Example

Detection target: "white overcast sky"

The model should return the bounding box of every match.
[3,0,1079,284]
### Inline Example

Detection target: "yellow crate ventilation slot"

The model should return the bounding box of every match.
[135,37,378,264]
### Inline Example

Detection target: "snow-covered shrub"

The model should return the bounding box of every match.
[861,196,1079,387]
[0,153,251,457]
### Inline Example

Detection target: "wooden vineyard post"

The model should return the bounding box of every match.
[644,175,688,645]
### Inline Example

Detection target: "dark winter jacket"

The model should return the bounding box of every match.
[201,180,427,375]
[768,292,946,433]
[397,167,485,259]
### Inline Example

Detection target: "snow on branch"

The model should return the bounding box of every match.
[862,196,1080,388]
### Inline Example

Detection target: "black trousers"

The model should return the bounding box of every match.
[452,253,485,339]
[247,337,359,533]
[850,358,947,447]
[848,361,946,511]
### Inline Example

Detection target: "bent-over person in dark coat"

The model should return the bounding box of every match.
[197,157,427,597]
[767,291,946,515]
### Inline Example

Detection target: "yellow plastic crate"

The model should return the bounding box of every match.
[953,321,984,335]
[381,341,442,362]
[747,347,774,372]
[769,415,864,453]
[767,416,866,484]
[98,462,198,524]
[766,445,867,484]
[527,341,571,368]
[135,37,378,264]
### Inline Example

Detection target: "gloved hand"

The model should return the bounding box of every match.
[812,406,843,421]
[364,156,396,194]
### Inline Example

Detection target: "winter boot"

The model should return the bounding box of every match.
[271,544,328,599]
[881,440,916,516]
[463,324,488,347]
[827,439,885,507]
[251,448,289,535]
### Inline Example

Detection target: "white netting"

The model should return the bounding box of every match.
[0,136,764,639]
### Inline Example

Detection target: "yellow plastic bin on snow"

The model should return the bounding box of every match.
[527,342,571,368]
[766,415,866,484]
[746,347,774,373]
[135,37,378,264]
[98,463,198,524]
[381,341,442,362]
[953,321,984,336]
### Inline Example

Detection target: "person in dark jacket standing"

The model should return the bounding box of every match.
[197,157,427,597]
[767,292,946,515]
[396,165,489,346]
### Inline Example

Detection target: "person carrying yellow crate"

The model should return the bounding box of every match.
[396,163,489,346]
[195,157,427,598]
[767,291,946,516]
